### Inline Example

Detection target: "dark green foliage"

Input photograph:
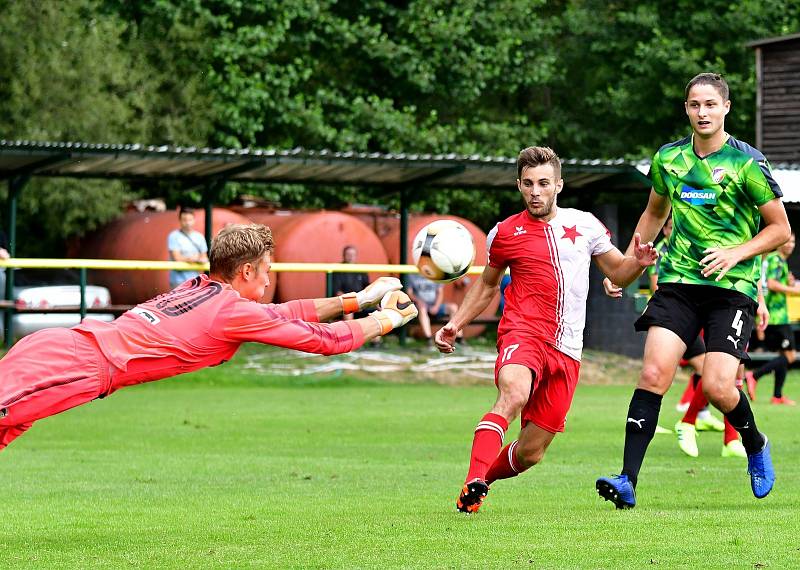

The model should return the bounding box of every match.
[0,0,212,254]
[0,0,798,252]
[554,0,800,157]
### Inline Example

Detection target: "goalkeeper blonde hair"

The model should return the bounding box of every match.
[210,223,274,280]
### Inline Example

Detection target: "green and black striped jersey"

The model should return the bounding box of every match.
[649,134,782,300]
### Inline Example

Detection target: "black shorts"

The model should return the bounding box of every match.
[763,324,796,352]
[635,283,756,359]
[683,334,706,360]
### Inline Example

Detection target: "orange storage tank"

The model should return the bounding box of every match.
[236,209,389,301]
[382,214,499,338]
[341,205,398,242]
[79,208,276,305]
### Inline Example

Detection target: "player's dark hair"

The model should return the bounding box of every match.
[178,206,195,218]
[210,223,274,280]
[685,73,729,101]
[342,245,356,256]
[517,146,561,180]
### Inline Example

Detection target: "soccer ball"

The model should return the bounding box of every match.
[411,220,475,283]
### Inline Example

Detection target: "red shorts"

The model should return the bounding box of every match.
[494,335,580,433]
[0,328,111,446]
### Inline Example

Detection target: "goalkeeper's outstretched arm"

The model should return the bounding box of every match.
[275,277,403,322]
[435,265,505,353]
[244,290,417,356]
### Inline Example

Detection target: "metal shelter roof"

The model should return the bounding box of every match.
[3,139,798,199]
[747,32,800,48]
[0,139,648,190]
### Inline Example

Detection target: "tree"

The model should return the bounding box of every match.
[0,0,213,254]
[551,0,800,157]
[1,0,799,251]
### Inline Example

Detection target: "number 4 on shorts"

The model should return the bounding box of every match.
[731,309,743,338]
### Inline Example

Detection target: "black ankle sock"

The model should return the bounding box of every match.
[724,390,766,454]
[621,389,662,488]
[754,355,788,380]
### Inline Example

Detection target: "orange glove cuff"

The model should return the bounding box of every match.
[340,293,360,315]
[370,312,394,335]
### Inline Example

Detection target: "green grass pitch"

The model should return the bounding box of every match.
[1,346,798,568]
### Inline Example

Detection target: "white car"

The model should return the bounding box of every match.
[4,269,116,340]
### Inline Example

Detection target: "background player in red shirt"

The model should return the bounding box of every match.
[435,146,657,513]
[0,223,418,455]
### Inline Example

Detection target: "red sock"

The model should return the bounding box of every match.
[465,413,508,482]
[486,441,528,484]
[678,375,697,406]
[682,377,708,424]
[723,417,738,444]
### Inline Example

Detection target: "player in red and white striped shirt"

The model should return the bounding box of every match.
[0,224,418,456]
[435,146,658,513]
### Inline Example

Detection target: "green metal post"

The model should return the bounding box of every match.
[202,181,222,277]
[326,271,334,298]
[204,191,214,249]
[203,179,226,249]
[4,176,28,348]
[6,177,25,257]
[79,267,87,321]
[399,190,409,267]
[399,188,409,346]
[204,180,227,277]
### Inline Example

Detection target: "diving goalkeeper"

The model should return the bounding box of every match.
[0,223,418,453]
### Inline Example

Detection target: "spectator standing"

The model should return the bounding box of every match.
[167,207,208,289]
[331,246,371,320]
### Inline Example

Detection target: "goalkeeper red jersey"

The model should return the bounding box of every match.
[75,275,364,389]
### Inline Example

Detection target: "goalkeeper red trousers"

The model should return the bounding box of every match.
[0,328,111,450]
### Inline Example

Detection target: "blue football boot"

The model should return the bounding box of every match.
[596,474,636,509]
[747,436,775,499]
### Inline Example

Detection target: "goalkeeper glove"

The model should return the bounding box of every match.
[340,276,402,314]
[370,291,418,335]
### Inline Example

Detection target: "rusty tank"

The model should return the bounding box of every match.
[79,208,276,305]
[233,209,390,302]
